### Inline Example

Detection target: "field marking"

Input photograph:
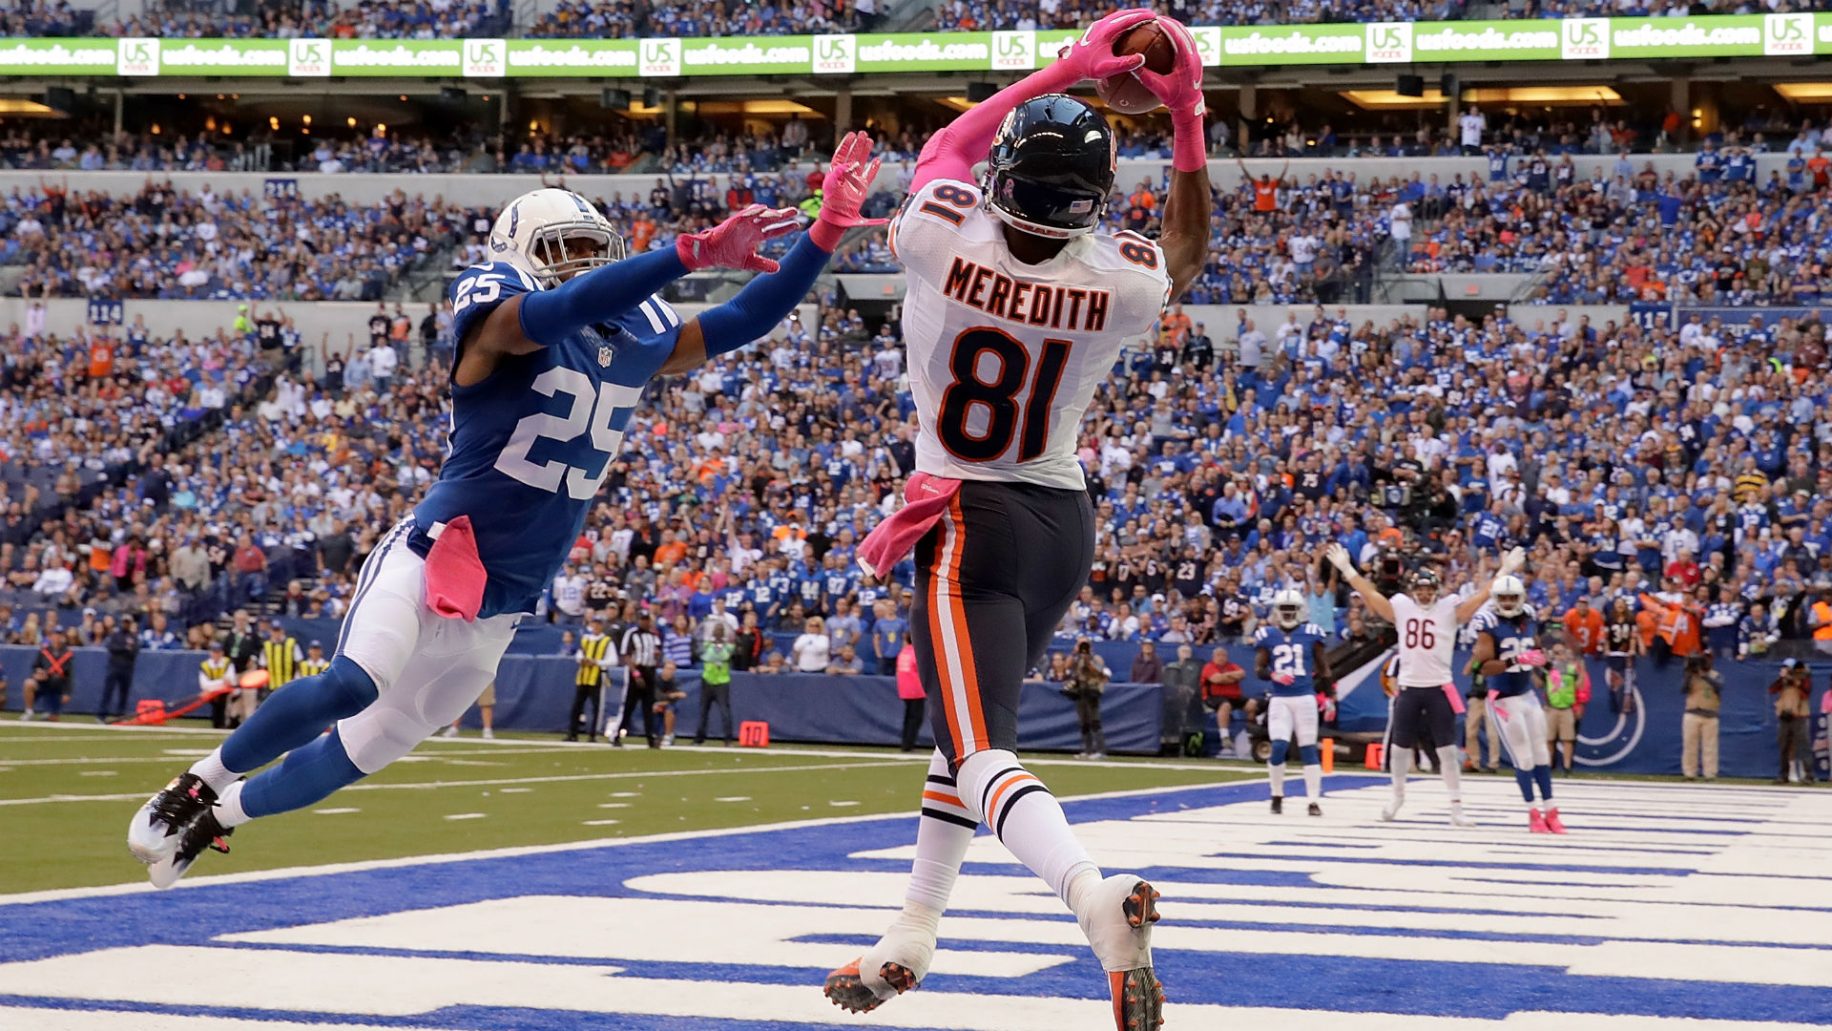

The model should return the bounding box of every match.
[0,775,1267,908]
[315,808,361,816]
[0,721,1258,772]
[0,759,909,810]
[443,814,487,822]
[582,818,620,826]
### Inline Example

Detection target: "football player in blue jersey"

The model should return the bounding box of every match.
[1253,588,1335,816]
[1470,575,1564,834]
[126,133,886,887]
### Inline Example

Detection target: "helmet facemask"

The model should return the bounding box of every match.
[526,220,625,287]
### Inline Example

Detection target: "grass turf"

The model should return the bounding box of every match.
[0,723,1252,894]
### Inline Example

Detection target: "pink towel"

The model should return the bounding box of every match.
[423,515,487,622]
[1441,682,1466,715]
[858,473,962,578]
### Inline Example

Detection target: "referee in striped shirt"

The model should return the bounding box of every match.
[616,611,663,749]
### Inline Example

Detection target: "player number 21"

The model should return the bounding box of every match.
[1271,643,1307,678]
[937,327,1071,463]
[495,367,643,500]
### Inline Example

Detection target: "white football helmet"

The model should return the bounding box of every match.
[1272,588,1306,630]
[488,188,625,288]
[1493,575,1526,618]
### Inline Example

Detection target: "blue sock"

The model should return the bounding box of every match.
[1513,766,1535,804]
[239,728,365,819]
[1534,765,1554,802]
[221,657,378,774]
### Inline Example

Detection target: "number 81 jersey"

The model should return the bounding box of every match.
[888,178,1171,490]
[414,260,681,619]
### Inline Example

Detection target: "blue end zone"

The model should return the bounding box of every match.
[3,776,1830,1028]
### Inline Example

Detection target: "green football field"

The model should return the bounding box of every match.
[0,722,1253,895]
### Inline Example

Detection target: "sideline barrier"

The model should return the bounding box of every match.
[0,646,1820,775]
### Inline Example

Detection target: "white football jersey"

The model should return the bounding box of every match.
[888,177,1171,490]
[1390,593,1461,687]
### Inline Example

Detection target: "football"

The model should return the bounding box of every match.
[1096,19,1176,115]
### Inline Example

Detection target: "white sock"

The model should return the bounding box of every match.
[188,749,238,793]
[1302,763,1322,800]
[906,750,974,920]
[1437,745,1463,804]
[956,749,1099,908]
[1268,761,1287,797]
[1063,867,1102,920]
[215,780,251,828]
[1390,745,1413,801]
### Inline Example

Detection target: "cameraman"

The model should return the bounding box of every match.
[1064,638,1110,760]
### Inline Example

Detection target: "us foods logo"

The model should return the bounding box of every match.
[287,38,331,77]
[1764,13,1812,56]
[115,38,159,76]
[639,38,680,77]
[1561,19,1609,60]
[1365,23,1412,63]
[1188,25,1221,67]
[991,30,1034,71]
[813,34,855,75]
[463,38,505,77]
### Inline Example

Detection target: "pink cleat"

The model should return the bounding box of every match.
[1544,807,1567,834]
[1528,808,1550,834]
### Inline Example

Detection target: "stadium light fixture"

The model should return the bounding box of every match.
[1344,85,1621,109]
[0,99,57,116]
[1774,83,1832,102]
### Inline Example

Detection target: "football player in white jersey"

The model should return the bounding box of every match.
[1328,543,1525,826]
[828,10,1209,1029]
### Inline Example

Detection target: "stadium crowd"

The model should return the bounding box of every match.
[3,256,1830,677]
[95,0,506,39]
[0,179,484,300]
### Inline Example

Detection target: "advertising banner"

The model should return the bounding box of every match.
[0,16,1828,78]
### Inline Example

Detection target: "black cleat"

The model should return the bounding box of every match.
[146,806,233,889]
[1308,802,1323,817]
[1270,795,1283,815]
[127,773,218,864]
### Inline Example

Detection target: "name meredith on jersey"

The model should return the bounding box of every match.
[940,256,1112,333]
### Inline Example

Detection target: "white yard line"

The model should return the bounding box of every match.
[0,777,1253,907]
[0,758,918,810]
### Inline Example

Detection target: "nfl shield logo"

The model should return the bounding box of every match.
[597,345,615,368]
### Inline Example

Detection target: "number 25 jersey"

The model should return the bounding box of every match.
[415,260,681,619]
[888,178,1171,490]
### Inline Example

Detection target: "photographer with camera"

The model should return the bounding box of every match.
[1062,638,1111,760]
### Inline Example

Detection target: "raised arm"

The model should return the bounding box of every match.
[1140,17,1211,298]
[1326,543,1394,623]
[1455,547,1524,624]
[911,9,1154,192]
[661,132,884,375]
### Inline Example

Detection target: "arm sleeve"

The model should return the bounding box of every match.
[694,235,830,358]
[911,60,1080,191]
[517,247,690,348]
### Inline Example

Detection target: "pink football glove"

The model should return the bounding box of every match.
[675,203,802,274]
[1272,672,1296,687]
[1320,696,1337,721]
[809,130,887,251]
[1054,8,1154,82]
[1517,648,1548,668]
[1138,16,1205,121]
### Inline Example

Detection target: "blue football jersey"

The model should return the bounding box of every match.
[412,261,682,618]
[1253,622,1327,696]
[1472,608,1538,697]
